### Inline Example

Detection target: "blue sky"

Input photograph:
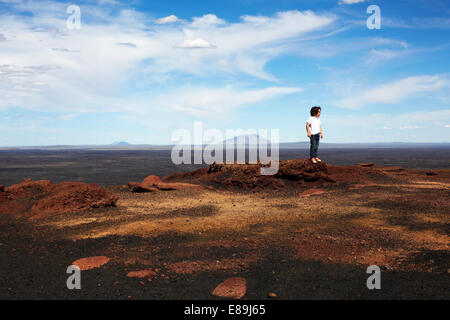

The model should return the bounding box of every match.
[0,0,449,146]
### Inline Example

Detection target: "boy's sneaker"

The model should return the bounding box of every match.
[311,159,317,164]
[316,158,322,162]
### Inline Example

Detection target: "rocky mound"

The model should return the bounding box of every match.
[128,175,204,193]
[203,159,334,190]
[160,158,395,190]
[0,179,118,218]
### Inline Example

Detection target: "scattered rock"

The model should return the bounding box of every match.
[268,292,278,298]
[212,277,247,299]
[128,175,203,193]
[426,171,438,176]
[72,256,110,271]
[127,269,157,279]
[128,182,159,193]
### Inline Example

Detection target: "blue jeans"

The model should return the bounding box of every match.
[310,133,320,159]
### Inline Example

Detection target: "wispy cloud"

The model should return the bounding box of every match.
[0,6,333,117]
[158,86,303,117]
[116,42,137,48]
[337,74,450,109]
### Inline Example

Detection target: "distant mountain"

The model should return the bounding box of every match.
[221,134,272,146]
[112,141,130,146]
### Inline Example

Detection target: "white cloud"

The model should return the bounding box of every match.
[338,0,367,5]
[155,15,179,24]
[0,6,333,116]
[366,49,408,65]
[445,124,450,128]
[175,38,215,49]
[337,74,450,109]
[191,14,225,27]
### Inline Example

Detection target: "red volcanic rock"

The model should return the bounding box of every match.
[276,159,334,183]
[0,185,7,202]
[204,159,333,190]
[141,175,162,187]
[128,174,204,192]
[5,179,52,200]
[156,182,204,191]
[212,277,247,299]
[163,168,209,182]
[31,182,118,215]
[0,179,118,217]
[132,159,415,192]
[127,269,157,279]
[72,256,110,271]
[128,182,159,193]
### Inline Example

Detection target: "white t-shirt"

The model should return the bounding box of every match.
[307,116,321,135]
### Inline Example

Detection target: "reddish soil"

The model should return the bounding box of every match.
[0,158,449,300]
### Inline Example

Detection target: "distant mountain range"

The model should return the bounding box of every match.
[0,135,449,150]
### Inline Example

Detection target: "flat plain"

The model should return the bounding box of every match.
[0,148,448,299]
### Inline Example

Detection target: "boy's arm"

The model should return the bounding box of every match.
[306,122,311,137]
[320,125,324,139]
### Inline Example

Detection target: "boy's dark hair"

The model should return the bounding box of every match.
[310,106,321,116]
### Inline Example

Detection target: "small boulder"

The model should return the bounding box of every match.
[212,277,246,299]
[127,269,157,279]
[72,256,110,271]
[128,182,159,193]
[141,175,162,187]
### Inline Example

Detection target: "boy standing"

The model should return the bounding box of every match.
[306,106,323,164]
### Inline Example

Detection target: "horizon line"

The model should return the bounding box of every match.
[1,141,450,149]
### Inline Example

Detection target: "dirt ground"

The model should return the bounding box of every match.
[0,163,449,299]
